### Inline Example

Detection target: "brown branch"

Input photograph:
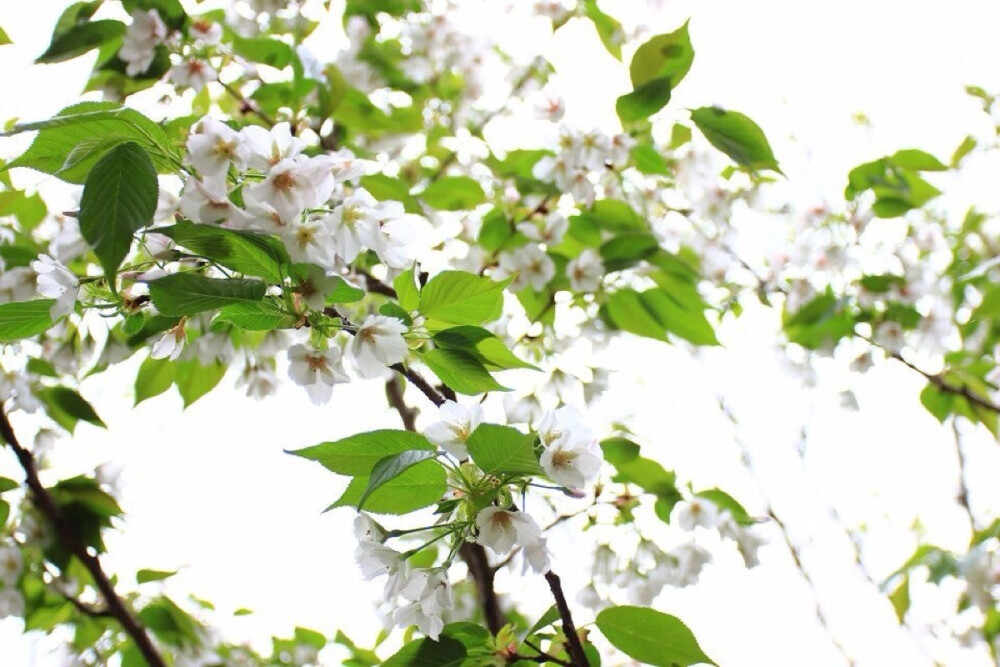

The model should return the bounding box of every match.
[517,639,573,666]
[543,570,589,666]
[220,81,276,127]
[62,592,115,619]
[356,269,397,299]
[459,541,506,635]
[0,407,166,667]
[952,420,978,533]
[385,375,418,431]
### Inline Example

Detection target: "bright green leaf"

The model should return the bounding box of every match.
[330,460,447,515]
[466,423,542,475]
[358,450,439,510]
[135,356,176,405]
[419,271,510,325]
[0,300,58,341]
[420,176,486,211]
[149,274,266,316]
[290,430,433,476]
[596,606,716,667]
[691,106,781,173]
[421,347,508,395]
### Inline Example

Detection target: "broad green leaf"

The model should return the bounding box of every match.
[5,102,177,183]
[630,143,671,176]
[0,478,17,493]
[79,142,158,276]
[600,232,660,270]
[213,300,298,331]
[432,326,538,371]
[148,274,266,316]
[420,176,487,211]
[466,424,543,475]
[0,189,48,231]
[596,606,716,667]
[419,271,510,325]
[394,267,421,311]
[294,627,328,649]
[382,636,466,667]
[360,174,421,214]
[616,77,672,123]
[135,356,176,405]
[153,220,289,283]
[695,488,753,525]
[137,597,201,649]
[330,460,446,514]
[137,569,177,584]
[290,430,433,476]
[691,106,781,173]
[599,437,640,467]
[37,20,124,64]
[174,359,226,407]
[601,439,681,504]
[580,199,645,233]
[582,0,624,59]
[232,35,295,68]
[630,21,694,89]
[0,300,58,341]
[421,347,508,395]
[37,387,106,433]
[358,450,439,510]
[920,383,952,422]
[889,149,947,171]
[639,289,719,345]
[527,605,560,635]
[52,1,103,39]
[605,289,668,342]
[0,26,10,46]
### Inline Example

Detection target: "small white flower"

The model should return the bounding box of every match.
[295,265,348,311]
[170,58,216,91]
[178,178,247,227]
[248,157,333,224]
[151,321,186,361]
[395,569,453,640]
[287,343,350,405]
[189,19,222,45]
[280,217,337,267]
[496,245,555,292]
[424,400,484,459]
[240,123,305,171]
[353,513,387,543]
[0,589,24,619]
[31,254,79,319]
[532,88,565,121]
[475,507,542,555]
[671,498,721,531]
[522,536,552,575]
[566,248,603,292]
[517,212,568,246]
[350,315,408,378]
[0,545,23,586]
[120,9,166,76]
[327,149,368,184]
[537,407,602,489]
[670,541,713,587]
[236,364,279,400]
[327,188,380,263]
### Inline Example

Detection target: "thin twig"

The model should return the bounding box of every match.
[220,81,276,127]
[543,570,589,666]
[952,420,978,533]
[385,375,418,431]
[0,407,166,667]
[519,639,573,666]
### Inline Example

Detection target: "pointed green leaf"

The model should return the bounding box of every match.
[213,300,298,331]
[419,271,510,325]
[466,424,542,475]
[630,21,694,89]
[135,356,176,405]
[330,460,446,515]
[691,106,781,173]
[421,347,508,395]
[37,20,124,64]
[358,450,439,510]
[289,430,433,476]
[152,220,289,283]
[596,606,716,667]
[0,300,58,341]
[420,176,486,211]
[79,142,158,276]
[148,274,266,316]
[432,326,538,371]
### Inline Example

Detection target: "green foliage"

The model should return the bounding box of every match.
[582,0,624,60]
[174,359,227,407]
[213,300,298,331]
[290,430,434,476]
[419,271,510,326]
[153,220,290,283]
[432,326,538,371]
[601,438,682,511]
[0,300,58,341]
[466,424,543,475]
[148,274,267,316]
[616,78,673,123]
[37,20,124,64]
[37,387,106,433]
[691,106,781,173]
[383,636,467,666]
[134,356,176,405]
[420,176,487,210]
[330,460,447,514]
[605,288,718,346]
[4,102,177,183]
[596,606,716,667]
[394,267,421,311]
[358,450,440,510]
[845,149,945,217]
[782,291,854,349]
[421,347,509,395]
[630,21,694,89]
[78,142,158,276]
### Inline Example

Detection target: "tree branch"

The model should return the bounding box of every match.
[220,81,277,127]
[459,541,506,635]
[543,570,589,666]
[0,407,166,667]
[385,375,418,431]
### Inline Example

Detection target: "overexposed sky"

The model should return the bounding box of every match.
[2,1,1000,665]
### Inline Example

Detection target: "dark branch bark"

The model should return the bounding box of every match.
[543,570,589,666]
[0,407,166,667]
[385,375,418,431]
[459,541,506,635]
[220,81,277,127]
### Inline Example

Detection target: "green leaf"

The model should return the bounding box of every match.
[289,430,433,476]
[330,460,447,515]
[695,488,753,525]
[174,359,226,407]
[394,267,421,311]
[616,77,672,123]
[639,289,719,345]
[37,387,106,433]
[596,606,716,667]
[580,199,645,232]
[135,356,176,405]
[466,424,542,475]
[149,274,266,316]
[213,300,298,331]
[4,102,177,183]
[0,189,48,230]
[888,575,910,623]
[582,0,624,59]
[153,220,289,283]
[383,636,467,667]
[889,149,947,172]
[360,174,422,214]
[527,605,560,635]
[0,26,10,46]
[232,35,295,69]
[433,326,538,371]
[630,21,694,89]
[691,106,781,173]
[0,300,58,341]
[0,477,19,493]
[600,232,660,270]
[37,20,124,64]
[79,142,158,276]
[358,450,439,510]
[137,569,177,584]
[605,289,666,341]
[419,271,510,325]
[421,348,508,395]
[630,143,671,176]
[420,176,487,211]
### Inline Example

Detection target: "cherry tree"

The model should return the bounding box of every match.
[0,1,998,665]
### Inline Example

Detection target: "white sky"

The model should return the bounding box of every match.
[2,0,1000,665]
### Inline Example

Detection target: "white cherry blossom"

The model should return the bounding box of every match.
[326,188,380,263]
[0,545,22,586]
[424,400,484,459]
[475,507,542,555]
[287,343,350,404]
[31,254,79,319]
[566,248,603,292]
[350,315,408,378]
[0,589,24,619]
[394,569,453,640]
[120,9,166,76]
[671,498,721,531]
[170,59,216,91]
[496,245,555,292]
[240,123,305,171]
